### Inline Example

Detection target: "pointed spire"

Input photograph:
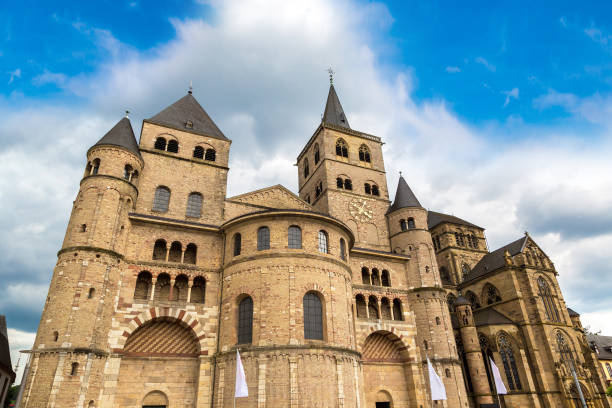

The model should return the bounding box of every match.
[147,93,227,140]
[322,84,350,129]
[93,116,142,159]
[387,175,422,214]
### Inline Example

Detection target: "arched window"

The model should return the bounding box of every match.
[400,219,407,231]
[168,241,182,262]
[167,139,179,153]
[343,178,352,190]
[184,243,197,264]
[186,192,203,218]
[314,144,320,164]
[152,186,171,212]
[371,185,379,196]
[364,183,371,194]
[359,144,371,162]
[335,139,348,158]
[288,226,302,249]
[479,334,496,392]
[556,332,576,371]
[154,273,171,301]
[447,294,456,312]
[257,226,270,250]
[123,164,133,180]
[134,271,152,300]
[371,268,380,286]
[233,233,241,256]
[91,158,100,175]
[368,295,379,319]
[339,238,346,261]
[381,270,390,287]
[191,276,206,303]
[538,277,560,322]
[356,295,367,318]
[205,148,216,161]
[193,146,204,159]
[499,334,522,390]
[88,287,95,299]
[318,230,328,254]
[152,239,167,260]
[381,298,392,320]
[606,363,612,377]
[361,267,370,285]
[484,284,502,305]
[336,177,344,188]
[238,296,253,344]
[440,267,452,285]
[303,292,324,340]
[303,159,309,178]
[466,291,480,309]
[71,362,79,376]
[393,299,403,320]
[154,137,167,150]
[407,217,416,229]
[461,263,470,281]
[173,274,188,301]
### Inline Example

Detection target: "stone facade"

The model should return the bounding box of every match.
[19,86,610,408]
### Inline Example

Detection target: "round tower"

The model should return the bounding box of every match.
[386,175,468,407]
[455,295,494,405]
[21,117,143,408]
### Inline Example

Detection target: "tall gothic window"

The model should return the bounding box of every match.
[238,296,253,344]
[318,230,328,254]
[556,332,575,370]
[484,284,502,305]
[466,291,481,309]
[538,277,560,322]
[288,226,302,249]
[186,192,203,217]
[314,144,320,164]
[359,144,371,162]
[233,233,242,256]
[303,292,324,340]
[499,334,522,390]
[462,263,471,281]
[152,186,171,212]
[335,139,348,158]
[257,227,270,250]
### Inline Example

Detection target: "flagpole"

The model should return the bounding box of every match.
[234,348,238,408]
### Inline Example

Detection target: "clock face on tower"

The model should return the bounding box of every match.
[349,199,373,222]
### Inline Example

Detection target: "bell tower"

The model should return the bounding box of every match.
[296,83,390,250]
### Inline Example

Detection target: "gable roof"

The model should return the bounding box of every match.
[567,307,580,317]
[226,185,312,211]
[474,308,515,326]
[587,334,612,361]
[427,211,483,230]
[146,93,228,141]
[93,117,142,159]
[464,235,528,282]
[387,176,422,214]
[322,84,351,129]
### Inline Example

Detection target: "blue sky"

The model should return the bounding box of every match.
[1,0,612,381]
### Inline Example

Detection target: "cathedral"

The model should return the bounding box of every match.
[19,83,611,408]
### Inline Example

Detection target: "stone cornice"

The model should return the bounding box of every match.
[139,147,230,170]
[129,212,221,232]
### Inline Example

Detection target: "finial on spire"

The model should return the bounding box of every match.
[125,110,130,119]
[188,80,193,94]
[399,170,402,176]
[326,67,335,84]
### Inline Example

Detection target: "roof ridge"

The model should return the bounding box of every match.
[93,117,142,159]
[322,84,351,129]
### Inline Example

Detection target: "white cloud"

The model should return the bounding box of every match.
[584,24,611,52]
[7,68,20,84]
[445,66,460,73]
[7,328,36,385]
[502,87,519,107]
[32,70,68,87]
[559,16,567,28]
[2,0,612,340]
[475,56,496,72]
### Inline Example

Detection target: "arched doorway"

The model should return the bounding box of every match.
[115,317,200,407]
[375,389,393,407]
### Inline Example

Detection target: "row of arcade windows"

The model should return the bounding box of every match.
[152,187,203,217]
[237,291,324,343]
[455,232,479,249]
[335,139,372,164]
[154,137,216,162]
[361,267,391,287]
[85,159,141,185]
[152,239,197,264]
[400,218,416,231]
[133,271,206,303]
[233,228,347,260]
[355,295,403,321]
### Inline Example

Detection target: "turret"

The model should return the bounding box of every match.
[386,175,468,406]
[455,295,494,405]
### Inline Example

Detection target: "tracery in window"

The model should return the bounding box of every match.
[358,144,371,162]
[556,332,576,372]
[335,139,348,158]
[484,284,502,305]
[461,263,471,281]
[499,334,522,390]
[123,164,133,180]
[538,277,560,322]
[465,291,481,309]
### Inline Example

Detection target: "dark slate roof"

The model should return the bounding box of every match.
[474,308,514,327]
[147,93,228,141]
[387,176,422,214]
[464,236,528,282]
[587,334,612,360]
[567,307,580,317]
[0,315,14,379]
[93,117,142,159]
[322,84,351,129]
[427,211,483,230]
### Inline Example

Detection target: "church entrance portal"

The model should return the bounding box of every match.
[376,403,391,408]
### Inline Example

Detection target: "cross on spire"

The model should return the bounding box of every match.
[326,67,335,84]
[188,80,193,94]
[125,110,130,118]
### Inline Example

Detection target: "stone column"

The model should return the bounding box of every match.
[169,277,175,301]
[150,278,157,301]
[187,281,193,303]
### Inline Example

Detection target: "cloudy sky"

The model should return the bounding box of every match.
[2,0,612,382]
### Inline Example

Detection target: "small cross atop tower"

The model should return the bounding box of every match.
[326,67,335,84]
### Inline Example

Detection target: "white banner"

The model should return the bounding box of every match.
[489,357,508,395]
[427,357,447,401]
[235,349,249,398]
